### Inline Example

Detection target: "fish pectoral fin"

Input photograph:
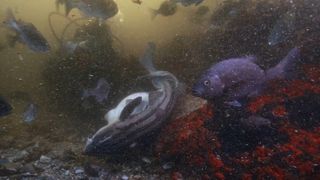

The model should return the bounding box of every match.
[119,97,143,121]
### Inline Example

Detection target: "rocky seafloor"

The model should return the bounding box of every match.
[0,96,206,180]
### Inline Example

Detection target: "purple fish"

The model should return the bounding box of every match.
[192,47,300,102]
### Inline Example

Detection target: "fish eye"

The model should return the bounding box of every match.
[203,80,210,86]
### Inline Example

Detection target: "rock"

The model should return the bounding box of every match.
[84,163,101,177]
[75,167,84,174]
[99,169,109,179]
[133,175,143,179]
[0,162,21,176]
[64,170,70,176]
[62,149,77,162]
[162,162,174,170]
[141,157,152,164]
[39,155,52,164]
[0,168,17,177]
[0,159,9,166]
[171,172,183,180]
[3,149,29,162]
[121,175,129,180]
[171,94,207,119]
[20,163,36,174]
[1,136,15,149]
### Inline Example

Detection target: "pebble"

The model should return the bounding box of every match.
[133,175,142,179]
[39,155,52,164]
[64,170,70,176]
[0,162,21,176]
[75,168,84,174]
[20,163,36,173]
[0,159,9,166]
[62,150,76,162]
[0,166,18,176]
[6,150,29,162]
[141,157,151,164]
[84,163,101,177]
[162,162,174,170]
[121,175,129,180]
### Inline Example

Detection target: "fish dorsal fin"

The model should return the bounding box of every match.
[119,97,142,121]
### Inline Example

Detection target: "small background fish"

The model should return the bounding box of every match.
[132,0,142,5]
[150,1,177,19]
[4,8,50,52]
[174,0,204,7]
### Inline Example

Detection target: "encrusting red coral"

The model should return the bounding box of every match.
[157,65,320,179]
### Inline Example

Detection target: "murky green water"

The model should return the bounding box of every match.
[0,0,319,179]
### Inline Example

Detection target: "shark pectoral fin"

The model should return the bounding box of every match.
[119,97,142,121]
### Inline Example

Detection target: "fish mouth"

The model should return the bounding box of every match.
[191,87,202,97]
[192,89,199,96]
